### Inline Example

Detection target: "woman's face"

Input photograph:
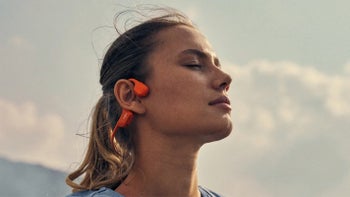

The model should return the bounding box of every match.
[142,25,232,143]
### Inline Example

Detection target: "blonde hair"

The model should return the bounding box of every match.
[66,8,194,192]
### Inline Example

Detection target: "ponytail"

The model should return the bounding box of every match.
[66,95,134,192]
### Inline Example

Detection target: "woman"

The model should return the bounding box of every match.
[66,8,232,197]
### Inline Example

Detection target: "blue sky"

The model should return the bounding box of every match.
[1,0,350,196]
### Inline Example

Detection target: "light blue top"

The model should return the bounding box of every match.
[66,186,222,197]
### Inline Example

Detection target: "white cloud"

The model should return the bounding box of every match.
[255,107,276,131]
[0,98,70,169]
[230,60,350,117]
[224,175,272,197]
[183,6,199,21]
[7,35,35,51]
[344,61,350,74]
[321,172,350,197]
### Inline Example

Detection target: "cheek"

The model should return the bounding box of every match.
[152,69,205,106]
[149,81,193,117]
[145,75,204,132]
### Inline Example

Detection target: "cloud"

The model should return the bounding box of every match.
[183,6,199,21]
[0,98,70,169]
[322,172,350,196]
[224,175,272,197]
[345,61,350,74]
[199,60,350,196]
[7,35,34,50]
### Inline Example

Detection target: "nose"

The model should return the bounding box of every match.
[213,69,232,92]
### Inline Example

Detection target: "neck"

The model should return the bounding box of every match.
[116,132,202,197]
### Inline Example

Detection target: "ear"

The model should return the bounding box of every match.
[114,79,146,114]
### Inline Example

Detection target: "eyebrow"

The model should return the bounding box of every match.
[179,49,221,67]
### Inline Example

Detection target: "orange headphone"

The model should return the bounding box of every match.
[110,78,149,146]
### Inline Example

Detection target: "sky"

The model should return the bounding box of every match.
[1,0,350,196]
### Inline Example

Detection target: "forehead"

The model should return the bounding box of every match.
[152,25,215,57]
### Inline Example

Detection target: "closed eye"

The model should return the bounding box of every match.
[185,64,202,70]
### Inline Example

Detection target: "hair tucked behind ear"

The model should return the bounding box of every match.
[66,7,194,192]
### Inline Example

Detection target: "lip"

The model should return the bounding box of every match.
[209,95,231,110]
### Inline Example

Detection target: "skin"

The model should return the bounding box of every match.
[114,25,232,197]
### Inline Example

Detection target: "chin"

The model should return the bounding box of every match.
[203,121,233,143]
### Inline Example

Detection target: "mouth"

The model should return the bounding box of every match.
[208,96,231,106]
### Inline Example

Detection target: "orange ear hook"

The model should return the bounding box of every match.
[129,78,149,97]
[110,78,149,146]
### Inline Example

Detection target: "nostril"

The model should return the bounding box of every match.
[222,72,232,92]
[220,81,229,91]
